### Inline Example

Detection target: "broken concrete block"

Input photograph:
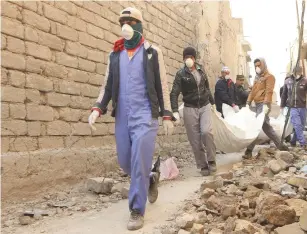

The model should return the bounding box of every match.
[300,209,307,231]
[275,222,305,234]
[288,176,307,189]
[275,151,294,164]
[87,177,114,194]
[285,199,307,217]
[175,213,195,229]
[200,177,223,191]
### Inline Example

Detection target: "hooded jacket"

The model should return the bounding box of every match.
[247,58,275,104]
[214,76,236,112]
[280,75,307,108]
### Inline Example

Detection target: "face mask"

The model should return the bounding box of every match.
[185,58,194,68]
[255,67,261,74]
[225,75,230,79]
[121,24,134,40]
[296,75,301,79]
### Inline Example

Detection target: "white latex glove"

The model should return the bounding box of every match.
[173,112,181,125]
[88,110,100,131]
[233,105,240,113]
[163,120,174,136]
[245,104,249,109]
[263,104,269,114]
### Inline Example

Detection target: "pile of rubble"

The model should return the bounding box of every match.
[157,148,307,234]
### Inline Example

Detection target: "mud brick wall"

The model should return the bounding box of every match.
[1,1,198,153]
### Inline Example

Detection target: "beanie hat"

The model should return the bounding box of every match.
[236,75,245,80]
[183,47,196,59]
[119,7,143,22]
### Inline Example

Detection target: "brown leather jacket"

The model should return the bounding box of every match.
[247,58,275,104]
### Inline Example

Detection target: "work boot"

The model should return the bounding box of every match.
[278,144,289,151]
[148,172,159,203]
[242,149,252,159]
[208,161,217,172]
[200,167,210,176]
[127,209,144,231]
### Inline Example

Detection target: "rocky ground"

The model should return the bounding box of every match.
[2,144,307,234]
[155,147,307,234]
[1,143,195,234]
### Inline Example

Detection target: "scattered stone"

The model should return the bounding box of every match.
[234,219,266,234]
[120,184,129,199]
[268,159,288,174]
[206,195,221,211]
[201,188,215,199]
[175,213,195,229]
[222,205,236,220]
[266,205,296,226]
[275,222,305,234]
[261,166,275,178]
[285,199,307,216]
[280,184,297,197]
[208,228,223,234]
[47,201,76,208]
[192,199,202,208]
[255,192,296,226]
[195,212,207,224]
[288,176,307,189]
[177,230,189,234]
[19,215,33,225]
[190,223,205,234]
[99,196,110,203]
[275,151,294,164]
[239,199,249,210]
[226,184,238,195]
[200,178,224,191]
[215,171,234,180]
[87,177,114,194]
[289,167,297,173]
[299,209,307,231]
[23,209,49,217]
[224,217,236,233]
[204,207,219,215]
[243,186,262,199]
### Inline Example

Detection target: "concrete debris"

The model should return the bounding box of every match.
[268,159,288,174]
[275,151,294,164]
[200,178,224,191]
[190,223,205,234]
[175,213,195,229]
[221,205,236,220]
[288,176,307,189]
[19,215,34,225]
[274,222,306,234]
[201,188,215,199]
[299,209,307,231]
[87,177,114,194]
[215,171,234,180]
[208,228,223,234]
[177,230,189,234]
[280,184,297,197]
[285,199,307,216]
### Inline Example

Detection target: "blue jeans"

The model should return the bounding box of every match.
[290,108,306,146]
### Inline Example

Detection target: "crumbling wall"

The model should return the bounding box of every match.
[1,0,242,197]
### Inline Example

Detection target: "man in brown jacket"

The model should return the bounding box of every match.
[243,58,289,159]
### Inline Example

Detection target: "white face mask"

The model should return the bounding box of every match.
[225,75,230,79]
[121,24,134,40]
[296,74,301,79]
[185,58,194,68]
[255,67,261,74]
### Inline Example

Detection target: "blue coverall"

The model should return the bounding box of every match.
[115,45,159,215]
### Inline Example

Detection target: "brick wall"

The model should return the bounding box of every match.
[1,1,200,153]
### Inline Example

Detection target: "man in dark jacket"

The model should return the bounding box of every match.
[280,66,307,149]
[214,67,240,117]
[88,7,174,230]
[280,73,292,143]
[170,47,216,176]
[235,75,249,108]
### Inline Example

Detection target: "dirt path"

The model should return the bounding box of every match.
[9,153,242,234]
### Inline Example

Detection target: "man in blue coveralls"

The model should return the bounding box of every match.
[88,7,174,231]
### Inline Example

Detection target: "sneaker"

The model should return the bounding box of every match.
[208,161,217,172]
[200,167,210,176]
[148,172,159,203]
[127,209,144,231]
[242,149,252,159]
